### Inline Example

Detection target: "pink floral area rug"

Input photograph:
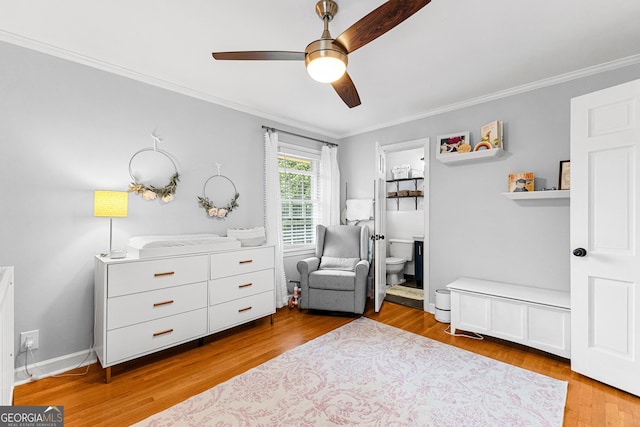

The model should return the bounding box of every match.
[133,318,567,426]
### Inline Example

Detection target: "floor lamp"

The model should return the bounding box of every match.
[94,190,128,258]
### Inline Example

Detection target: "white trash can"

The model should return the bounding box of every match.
[435,289,451,323]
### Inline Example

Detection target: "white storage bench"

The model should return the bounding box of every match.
[447,277,570,358]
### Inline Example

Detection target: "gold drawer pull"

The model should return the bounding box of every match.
[239,259,253,264]
[153,300,174,307]
[238,306,252,313]
[153,328,174,337]
[154,271,175,277]
[238,283,253,289]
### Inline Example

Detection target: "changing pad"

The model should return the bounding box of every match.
[126,234,241,258]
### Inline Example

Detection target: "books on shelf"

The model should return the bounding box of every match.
[478,120,503,151]
[508,172,534,192]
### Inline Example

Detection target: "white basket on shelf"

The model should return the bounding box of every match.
[391,164,410,180]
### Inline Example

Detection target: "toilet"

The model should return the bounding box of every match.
[386,239,414,285]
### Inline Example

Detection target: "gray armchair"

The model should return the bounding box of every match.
[297,225,370,314]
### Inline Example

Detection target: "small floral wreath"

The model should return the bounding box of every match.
[197,193,239,218]
[128,145,179,203]
[198,174,239,219]
[129,172,179,203]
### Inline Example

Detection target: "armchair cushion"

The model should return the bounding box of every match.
[309,270,356,291]
[319,256,359,271]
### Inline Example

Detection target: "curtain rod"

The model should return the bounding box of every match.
[262,125,338,147]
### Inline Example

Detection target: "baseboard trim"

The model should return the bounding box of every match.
[14,349,96,386]
[427,302,435,314]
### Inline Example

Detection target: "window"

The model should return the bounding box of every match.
[278,144,322,248]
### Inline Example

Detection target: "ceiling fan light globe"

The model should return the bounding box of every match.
[307,56,346,83]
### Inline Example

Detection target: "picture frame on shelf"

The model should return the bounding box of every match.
[559,160,570,190]
[436,131,471,157]
[508,172,535,192]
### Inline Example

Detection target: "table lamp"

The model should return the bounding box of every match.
[94,190,128,258]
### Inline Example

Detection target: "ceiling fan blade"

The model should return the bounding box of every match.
[335,0,431,54]
[212,51,305,61]
[331,72,361,108]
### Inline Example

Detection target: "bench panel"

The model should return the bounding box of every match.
[447,277,571,358]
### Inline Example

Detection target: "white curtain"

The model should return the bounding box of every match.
[264,131,288,308]
[320,144,341,226]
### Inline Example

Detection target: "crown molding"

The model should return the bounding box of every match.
[0,31,339,139]
[341,54,640,138]
[3,30,639,140]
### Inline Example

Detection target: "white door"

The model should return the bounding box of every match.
[570,78,640,397]
[373,142,387,312]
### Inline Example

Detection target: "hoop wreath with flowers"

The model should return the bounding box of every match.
[127,146,180,203]
[129,172,179,202]
[197,174,239,219]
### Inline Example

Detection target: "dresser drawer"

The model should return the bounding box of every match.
[108,255,208,297]
[209,269,274,306]
[106,308,207,365]
[210,246,274,279]
[108,281,207,330]
[209,291,274,333]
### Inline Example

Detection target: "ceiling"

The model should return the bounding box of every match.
[2,0,640,138]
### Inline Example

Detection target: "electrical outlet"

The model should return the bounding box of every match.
[20,330,39,350]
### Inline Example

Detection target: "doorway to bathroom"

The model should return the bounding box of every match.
[379,138,429,311]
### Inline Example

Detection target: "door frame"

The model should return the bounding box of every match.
[378,137,430,312]
[373,143,387,312]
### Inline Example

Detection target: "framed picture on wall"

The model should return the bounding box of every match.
[436,131,471,158]
[559,160,570,190]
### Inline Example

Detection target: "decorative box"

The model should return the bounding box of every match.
[227,227,266,247]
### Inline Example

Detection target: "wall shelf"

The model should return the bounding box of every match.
[386,178,423,209]
[386,177,423,183]
[502,190,570,200]
[437,147,504,164]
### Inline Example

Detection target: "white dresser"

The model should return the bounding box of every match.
[94,246,275,382]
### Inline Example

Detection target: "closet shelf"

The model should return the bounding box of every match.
[502,190,570,200]
[386,178,423,210]
[386,177,423,183]
[387,195,424,199]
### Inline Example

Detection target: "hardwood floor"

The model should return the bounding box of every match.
[13,301,640,426]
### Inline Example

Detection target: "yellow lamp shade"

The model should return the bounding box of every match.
[94,190,128,218]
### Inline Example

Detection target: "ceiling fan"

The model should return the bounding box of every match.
[212,0,431,108]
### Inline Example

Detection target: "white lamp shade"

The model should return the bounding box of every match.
[306,56,346,83]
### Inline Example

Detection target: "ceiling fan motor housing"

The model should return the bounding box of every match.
[315,0,338,21]
[305,39,348,68]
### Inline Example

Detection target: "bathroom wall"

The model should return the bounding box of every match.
[385,147,425,276]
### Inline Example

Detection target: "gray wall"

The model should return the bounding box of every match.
[339,63,640,305]
[3,37,639,369]
[0,41,332,367]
